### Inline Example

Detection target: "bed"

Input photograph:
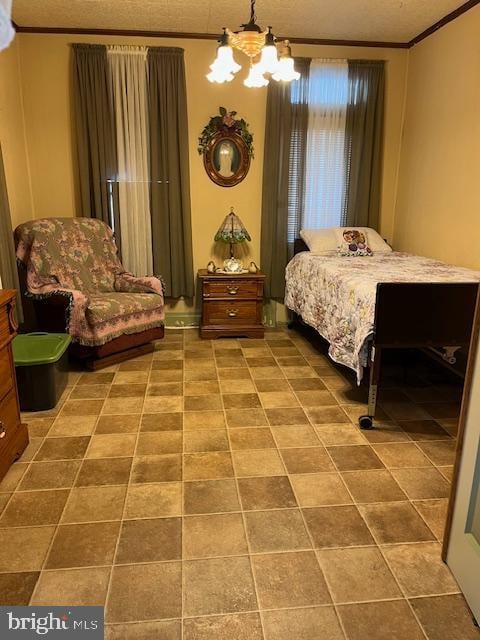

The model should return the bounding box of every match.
[285,239,480,429]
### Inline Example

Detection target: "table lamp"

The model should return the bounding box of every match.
[214,207,251,272]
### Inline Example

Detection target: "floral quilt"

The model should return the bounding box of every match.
[285,252,480,382]
[15,217,165,347]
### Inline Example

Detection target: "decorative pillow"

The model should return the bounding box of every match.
[336,227,392,253]
[336,229,373,257]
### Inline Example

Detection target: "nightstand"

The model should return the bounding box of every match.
[198,270,265,339]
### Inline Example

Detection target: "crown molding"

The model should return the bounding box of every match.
[10,0,480,50]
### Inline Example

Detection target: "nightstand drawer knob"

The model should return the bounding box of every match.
[0,422,5,439]
[228,287,239,295]
[227,309,238,317]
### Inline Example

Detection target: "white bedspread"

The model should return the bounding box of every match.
[285,252,480,382]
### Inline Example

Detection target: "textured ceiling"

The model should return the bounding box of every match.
[13,0,467,43]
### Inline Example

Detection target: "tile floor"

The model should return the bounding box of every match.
[1,327,479,640]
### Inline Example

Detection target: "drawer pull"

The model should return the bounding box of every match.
[0,422,5,439]
[228,287,239,295]
[227,309,238,318]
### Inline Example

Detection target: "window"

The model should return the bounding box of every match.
[288,59,349,239]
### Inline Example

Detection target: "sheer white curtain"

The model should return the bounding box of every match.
[108,45,153,275]
[0,0,14,51]
[303,58,349,229]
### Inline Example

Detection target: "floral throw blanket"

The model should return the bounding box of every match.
[285,252,480,382]
[15,218,165,347]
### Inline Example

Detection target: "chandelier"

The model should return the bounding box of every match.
[207,0,300,88]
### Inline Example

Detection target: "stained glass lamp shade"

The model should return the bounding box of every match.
[215,208,251,258]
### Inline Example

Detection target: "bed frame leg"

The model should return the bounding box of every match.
[359,345,382,430]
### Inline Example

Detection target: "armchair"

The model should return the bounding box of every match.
[15,217,165,369]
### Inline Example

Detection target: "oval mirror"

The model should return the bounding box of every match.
[204,131,251,188]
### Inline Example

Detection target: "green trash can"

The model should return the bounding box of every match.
[13,333,72,412]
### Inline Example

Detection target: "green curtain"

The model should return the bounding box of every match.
[261,58,311,299]
[148,47,194,299]
[72,44,120,246]
[0,145,23,322]
[344,60,385,229]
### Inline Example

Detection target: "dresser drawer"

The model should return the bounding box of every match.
[203,279,261,300]
[0,346,14,401]
[0,309,10,344]
[203,300,262,325]
[0,388,20,451]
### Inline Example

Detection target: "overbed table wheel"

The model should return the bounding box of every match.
[359,415,374,430]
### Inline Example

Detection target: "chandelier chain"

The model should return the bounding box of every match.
[250,0,256,24]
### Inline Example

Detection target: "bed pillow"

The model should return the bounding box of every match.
[336,228,373,257]
[299,228,337,254]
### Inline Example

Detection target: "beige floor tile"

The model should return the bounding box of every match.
[143,396,182,413]
[219,379,256,394]
[222,393,262,410]
[78,372,115,386]
[306,406,350,424]
[60,399,104,416]
[318,546,401,603]
[31,567,110,606]
[303,505,374,549]
[46,521,120,568]
[184,556,257,616]
[262,606,345,640]
[136,431,182,455]
[116,517,181,563]
[109,383,147,398]
[76,458,132,487]
[151,369,183,382]
[265,408,309,426]
[361,422,412,444]
[314,423,367,446]
[0,526,55,571]
[229,427,276,450]
[338,600,425,640]
[252,551,330,608]
[258,391,299,408]
[217,368,251,381]
[383,542,459,597]
[95,415,140,434]
[391,467,450,499]
[185,381,220,395]
[0,490,69,526]
[184,430,229,453]
[183,613,262,640]
[106,620,181,640]
[0,571,40,606]
[184,411,226,431]
[327,445,385,471]
[289,378,327,391]
[359,502,436,544]
[410,594,480,640]
[232,449,285,476]
[291,472,352,507]
[399,419,451,441]
[125,482,182,518]
[295,390,337,407]
[62,485,127,523]
[183,513,248,559]
[102,397,144,414]
[255,379,291,392]
[146,382,182,397]
[113,371,150,384]
[412,499,448,540]
[372,443,432,468]
[185,395,222,411]
[50,416,97,437]
[281,447,334,473]
[87,434,136,458]
[238,476,297,510]
[141,412,182,432]
[184,452,233,480]
[26,418,54,438]
[0,463,29,492]
[131,454,182,483]
[244,509,311,552]
[341,469,407,503]
[184,479,240,515]
[271,425,320,448]
[18,460,81,491]
[225,409,268,428]
[250,367,285,380]
[107,562,182,622]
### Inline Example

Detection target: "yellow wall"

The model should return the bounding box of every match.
[394,5,480,268]
[12,34,407,292]
[0,39,33,228]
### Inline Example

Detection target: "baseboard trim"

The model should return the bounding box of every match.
[165,313,201,328]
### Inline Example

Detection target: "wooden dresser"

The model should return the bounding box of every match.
[0,290,28,483]
[199,270,265,339]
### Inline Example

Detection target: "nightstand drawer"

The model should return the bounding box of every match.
[0,389,20,452]
[204,300,261,325]
[0,346,14,401]
[203,279,261,300]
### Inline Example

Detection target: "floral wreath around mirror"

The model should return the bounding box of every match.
[198,107,254,158]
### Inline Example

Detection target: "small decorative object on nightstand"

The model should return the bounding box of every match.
[198,269,265,339]
[214,207,251,273]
